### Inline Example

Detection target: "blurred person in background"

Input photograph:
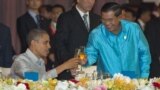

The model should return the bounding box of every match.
[121,4,136,21]
[39,4,52,20]
[136,4,152,31]
[17,0,50,53]
[53,0,101,80]
[46,5,65,71]
[144,4,160,78]
[50,4,65,36]
[0,23,13,77]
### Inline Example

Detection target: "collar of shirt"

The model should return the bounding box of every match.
[51,21,57,28]
[76,5,89,19]
[76,5,90,30]
[102,20,128,41]
[28,10,39,24]
[138,19,145,30]
[25,49,45,66]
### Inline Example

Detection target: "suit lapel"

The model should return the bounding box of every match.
[25,12,38,28]
[72,7,89,32]
[89,13,94,31]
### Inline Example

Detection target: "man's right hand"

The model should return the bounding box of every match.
[64,57,79,69]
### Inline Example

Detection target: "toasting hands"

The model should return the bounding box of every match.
[63,57,79,69]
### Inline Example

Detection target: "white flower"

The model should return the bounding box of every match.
[113,73,132,83]
[41,80,49,86]
[77,86,85,90]
[0,85,15,90]
[14,83,27,90]
[113,73,123,78]
[55,81,69,90]
[138,79,148,89]
[68,81,76,87]
[139,86,154,90]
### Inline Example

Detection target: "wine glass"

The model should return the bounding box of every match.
[77,46,86,74]
[78,46,86,61]
[71,46,86,76]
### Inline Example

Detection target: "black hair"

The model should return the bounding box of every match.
[52,4,65,12]
[136,4,151,19]
[101,2,122,17]
[121,4,136,18]
[27,29,48,46]
[40,5,53,12]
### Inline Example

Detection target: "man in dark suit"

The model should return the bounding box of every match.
[0,23,13,76]
[144,4,160,78]
[136,4,151,31]
[53,0,101,80]
[17,0,49,53]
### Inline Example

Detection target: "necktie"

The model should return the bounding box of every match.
[36,15,41,28]
[83,14,89,31]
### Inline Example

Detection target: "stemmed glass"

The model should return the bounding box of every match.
[71,46,86,76]
[77,46,86,74]
[97,70,110,85]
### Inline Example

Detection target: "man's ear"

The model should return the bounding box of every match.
[31,40,36,46]
[119,10,126,19]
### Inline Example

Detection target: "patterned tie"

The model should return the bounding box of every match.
[36,15,41,28]
[83,14,89,31]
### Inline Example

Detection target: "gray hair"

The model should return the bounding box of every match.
[27,29,48,46]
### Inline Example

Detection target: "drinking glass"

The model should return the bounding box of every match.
[71,46,86,76]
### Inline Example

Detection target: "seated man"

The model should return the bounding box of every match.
[10,29,79,80]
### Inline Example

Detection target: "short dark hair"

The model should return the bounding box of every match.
[101,2,122,17]
[39,5,52,12]
[136,4,151,18]
[52,4,65,12]
[121,4,136,18]
[27,29,48,46]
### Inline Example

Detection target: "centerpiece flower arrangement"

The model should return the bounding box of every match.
[0,78,58,90]
[1,74,160,90]
[0,78,85,90]
[109,73,136,90]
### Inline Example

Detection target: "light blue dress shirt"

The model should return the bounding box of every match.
[85,20,151,78]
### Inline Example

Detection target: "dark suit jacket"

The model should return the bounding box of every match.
[17,12,50,53]
[53,7,101,80]
[144,17,160,78]
[0,23,13,67]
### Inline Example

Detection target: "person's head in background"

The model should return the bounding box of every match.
[121,4,136,21]
[50,4,65,23]
[136,4,152,24]
[26,0,43,13]
[27,29,51,58]
[101,2,122,34]
[157,4,160,17]
[39,5,52,19]
[76,0,96,13]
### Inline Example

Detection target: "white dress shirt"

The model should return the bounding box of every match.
[76,5,90,30]
[10,49,57,80]
[138,19,145,30]
[28,10,39,25]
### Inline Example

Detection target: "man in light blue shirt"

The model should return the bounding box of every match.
[81,2,151,78]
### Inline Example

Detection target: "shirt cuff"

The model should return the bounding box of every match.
[47,69,58,79]
[50,69,58,78]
